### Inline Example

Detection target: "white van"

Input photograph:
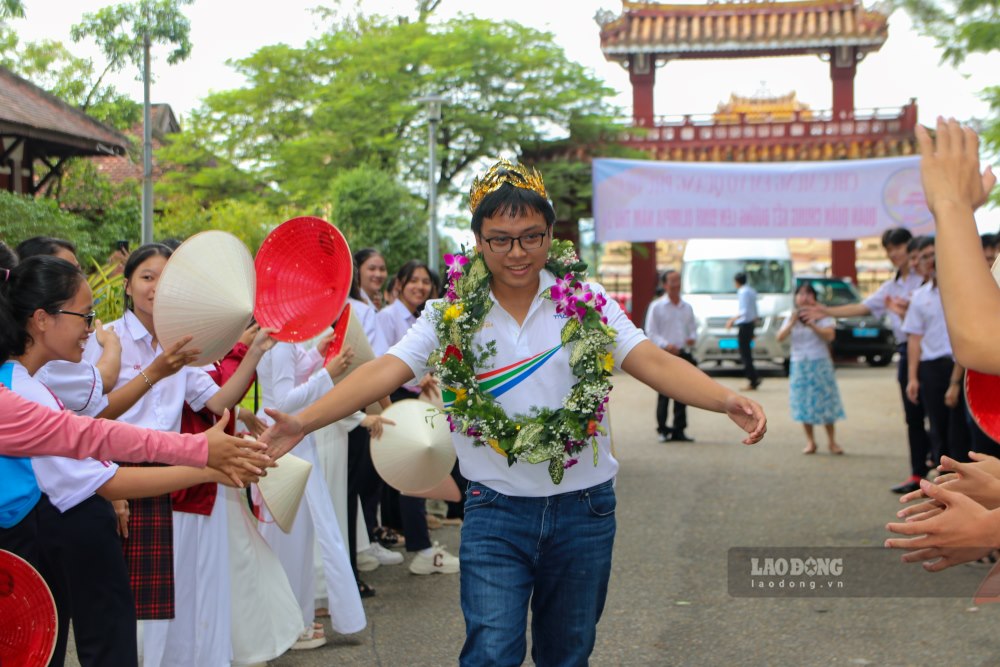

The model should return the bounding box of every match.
[681,239,793,371]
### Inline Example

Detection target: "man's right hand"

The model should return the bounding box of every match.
[259,408,306,461]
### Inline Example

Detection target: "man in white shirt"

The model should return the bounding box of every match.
[726,272,760,390]
[644,270,697,442]
[260,160,766,666]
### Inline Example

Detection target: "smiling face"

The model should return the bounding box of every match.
[399,267,433,313]
[359,253,388,297]
[885,243,908,271]
[475,210,552,297]
[125,254,168,325]
[917,244,936,279]
[28,279,94,365]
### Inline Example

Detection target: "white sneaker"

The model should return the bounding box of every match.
[367,542,404,566]
[357,548,380,572]
[409,543,460,575]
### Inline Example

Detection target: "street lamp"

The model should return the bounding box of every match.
[416,95,444,274]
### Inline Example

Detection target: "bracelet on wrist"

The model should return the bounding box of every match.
[139,369,155,389]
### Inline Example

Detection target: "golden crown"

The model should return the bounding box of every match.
[468,158,547,213]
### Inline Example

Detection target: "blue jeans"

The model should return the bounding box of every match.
[459,479,617,667]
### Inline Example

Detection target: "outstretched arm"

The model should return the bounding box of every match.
[919,119,998,372]
[621,340,766,444]
[259,354,414,460]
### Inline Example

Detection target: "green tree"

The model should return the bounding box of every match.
[71,0,194,74]
[169,13,619,210]
[326,165,427,274]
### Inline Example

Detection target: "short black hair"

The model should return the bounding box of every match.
[354,248,383,270]
[982,233,997,249]
[471,183,555,236]
[16,236,77,261]
[917,235,935,251]
[0,256,85,363]
[734,272,748,286]
[659,269,678,285]
[880,227,913,249]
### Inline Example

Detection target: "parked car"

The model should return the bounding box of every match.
[795,275,895,367]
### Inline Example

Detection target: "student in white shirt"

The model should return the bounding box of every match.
[354,247,389,310]
[84,243,274,667]
[645,269,698,442]
[777,282,845,455]
[0,256,257,667]
[260,159,766,665]
[902,237,970,468]
[726,272,761,390]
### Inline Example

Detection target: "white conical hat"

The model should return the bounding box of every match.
[256,452,312,533]
[372,399,455,494]
[328,309,375,383]
[153,230,256,366]
[992,255,1000,287]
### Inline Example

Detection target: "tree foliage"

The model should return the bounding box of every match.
[168,13,620,213]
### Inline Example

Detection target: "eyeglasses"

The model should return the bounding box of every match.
[481,232,547,254]
[55,309,96,328]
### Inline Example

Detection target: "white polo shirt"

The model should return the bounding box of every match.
[901,282,952,361]
[83,310,218,433]
[863,271,924,343]
[4,362,118,513]
[781,315,836,362]
[387,270,646,497]
[644,296,697,350]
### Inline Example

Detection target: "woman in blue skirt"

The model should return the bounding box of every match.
[778,282,846,455]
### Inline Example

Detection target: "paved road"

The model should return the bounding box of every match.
[69,363,1000,666]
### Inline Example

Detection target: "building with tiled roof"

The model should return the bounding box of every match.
[595,0,913,324]
[0,65,128,195]
[92,104,180,184]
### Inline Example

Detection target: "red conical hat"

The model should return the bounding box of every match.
[966,370,1000,442]
[255,217,352,342]
[0,549,57,667]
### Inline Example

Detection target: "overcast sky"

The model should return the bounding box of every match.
[11,0,1000,231]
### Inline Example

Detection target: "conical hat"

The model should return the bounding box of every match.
[255,217,353,342]
[256,452,312,533]
[372,399,455,494]
[966,370,1000,442]
[0,549,57,667]
[992,255,1000,286]
[326,306,375,383]
[323,303,353,368]
[153,231,255,366]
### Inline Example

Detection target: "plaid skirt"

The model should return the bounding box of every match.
[119,463,174,620]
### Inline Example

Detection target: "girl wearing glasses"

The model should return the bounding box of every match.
[84,243,274,667]
[0,256,257,667]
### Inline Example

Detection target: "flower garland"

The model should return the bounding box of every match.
[429,239,617,484]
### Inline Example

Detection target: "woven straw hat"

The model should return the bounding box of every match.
[256,452,312,533]
[372,399,456,494]
[255,217,352,342]
[0,549,57,667]
[153,230,255,366]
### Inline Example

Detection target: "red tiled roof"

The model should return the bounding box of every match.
[598,0,889,59]
[0,66,128,156]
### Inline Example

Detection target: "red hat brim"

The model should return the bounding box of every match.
[255,217,353,342]
[0,550,57,667]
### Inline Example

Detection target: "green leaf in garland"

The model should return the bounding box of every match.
[548,458,565,484]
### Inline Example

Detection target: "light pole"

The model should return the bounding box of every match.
[417,95,444,274]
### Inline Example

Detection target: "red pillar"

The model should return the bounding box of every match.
[629,54,658,324]
[830,46,857,281]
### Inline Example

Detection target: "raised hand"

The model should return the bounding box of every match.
[724,393,766,445]
[916,119,997,215]
[325,343,354,378]
[361,414,395,440]
[204,409,271,487]
[147,335,200,381]
[94,319,121,350]
[237,407,267,439]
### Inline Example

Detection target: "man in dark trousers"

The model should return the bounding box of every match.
[727,272,760,390]
[645,270,697,442]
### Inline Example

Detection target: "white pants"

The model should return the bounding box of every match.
[259,438,366,635]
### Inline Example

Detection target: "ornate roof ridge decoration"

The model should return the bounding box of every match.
[598,0,889,59]
[717,91,810,112]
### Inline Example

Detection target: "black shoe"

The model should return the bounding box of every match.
[890,479,921,494]
[672,432,695,442]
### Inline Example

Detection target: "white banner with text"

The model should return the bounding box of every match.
[592,156,932,242]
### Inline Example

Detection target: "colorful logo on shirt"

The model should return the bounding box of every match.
[442,344,561,407]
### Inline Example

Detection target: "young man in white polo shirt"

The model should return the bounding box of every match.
[261,160,767,666]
